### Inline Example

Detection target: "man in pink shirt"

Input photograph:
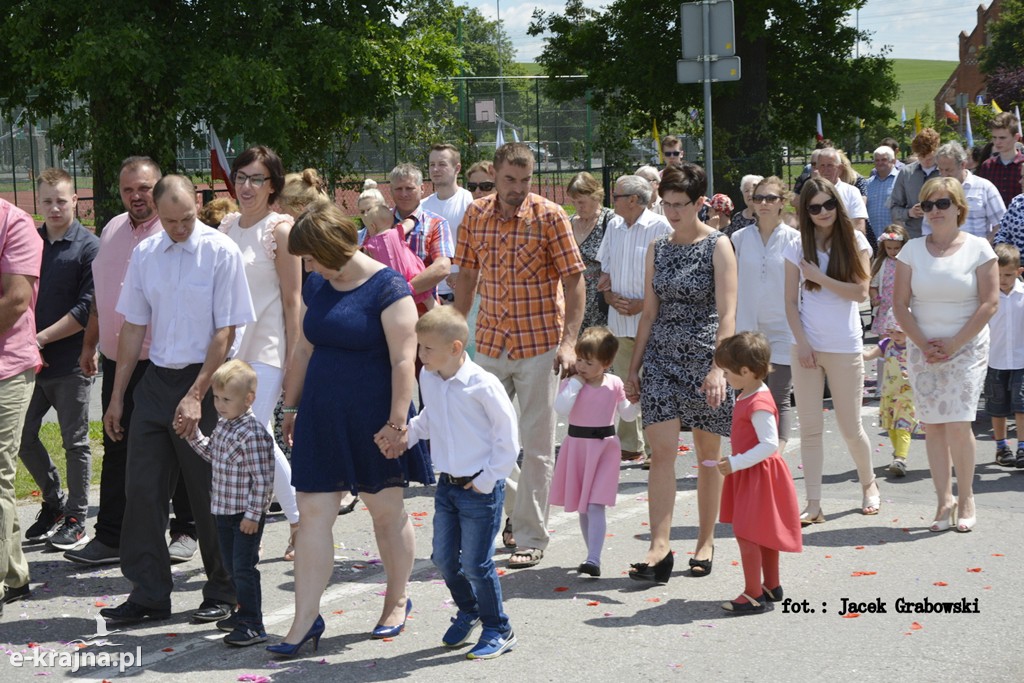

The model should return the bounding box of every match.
[0,197,42,614]
[64,157,198,566]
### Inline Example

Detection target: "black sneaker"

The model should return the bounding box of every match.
[24,503,64,543]
[996,444,1016,467]
[48,517,89,551]
[223,624,267,646]
[216,612,240,632]
[0,583,31,605]
[1016,445,1024,469]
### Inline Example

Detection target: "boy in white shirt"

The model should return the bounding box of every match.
[985,243,1024,468]
[382,306,519,659]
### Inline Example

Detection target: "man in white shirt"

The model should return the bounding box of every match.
[924,141,1005,240]
[597,175,672,461]
[100,175,255,625]
[421,144,474,303]
[815,147,868,233]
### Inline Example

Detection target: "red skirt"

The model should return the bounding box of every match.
[720,454,802,553]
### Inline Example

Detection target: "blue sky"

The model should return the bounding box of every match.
[462,0,990,63]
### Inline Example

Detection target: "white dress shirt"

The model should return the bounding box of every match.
[732,222,800,364]
[988,279,1024,370]
[596,208,672,337]
[116,224,255,369]
[407,356,519,493]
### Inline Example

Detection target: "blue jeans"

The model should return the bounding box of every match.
[431,479,510,633]
[216,513,265,629]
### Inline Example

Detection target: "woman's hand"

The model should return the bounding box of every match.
[701,366,727,408]
[373,425,406,459]
[282,412,297,449]
[927,337,961,362]
[798,258,825,285]
[796,341,817,369]
[624,371,642,403]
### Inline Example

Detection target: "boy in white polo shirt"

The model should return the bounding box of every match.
[985,243,1024,468]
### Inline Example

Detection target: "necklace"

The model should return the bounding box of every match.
[927,234,959,255]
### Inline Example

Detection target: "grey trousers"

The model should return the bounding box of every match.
[120,363,234,610]
[18,369,92,518]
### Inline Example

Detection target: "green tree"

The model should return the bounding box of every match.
[0,1,461,224]
[981,0,1024,75]
[529,0,897,196]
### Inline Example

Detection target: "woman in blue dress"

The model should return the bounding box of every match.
[269,200,431,655]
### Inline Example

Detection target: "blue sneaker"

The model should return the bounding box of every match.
[466,629,516,660]
[442,612,480,648]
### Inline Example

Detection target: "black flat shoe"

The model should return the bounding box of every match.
[338,495,360,515]
[577,562,601,577]
[762,585,784,602]
[629,550,673,584]
[689,547,714,577]
[722,593,766,614]
[100,600,171,624]
[192,600,234,623]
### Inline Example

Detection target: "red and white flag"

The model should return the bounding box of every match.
[815,113,823,141]
[943,102,959,124]
[210,127,235,198]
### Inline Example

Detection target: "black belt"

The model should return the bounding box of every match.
[439,471,483,487]
[567,425,616,439]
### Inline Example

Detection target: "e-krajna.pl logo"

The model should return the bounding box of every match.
[8,645,143,673]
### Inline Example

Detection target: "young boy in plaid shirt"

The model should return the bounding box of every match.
[188,360,275,646]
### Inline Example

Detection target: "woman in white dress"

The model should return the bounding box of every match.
[893,177,998,533]
[221,146,303,558]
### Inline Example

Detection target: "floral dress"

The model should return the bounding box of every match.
[878,338,919,434]
[572,207,613,330]
[870,257,898,335]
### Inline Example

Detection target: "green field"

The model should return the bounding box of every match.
[891,59,957,117]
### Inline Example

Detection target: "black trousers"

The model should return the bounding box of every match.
[120,363,234,610]
[96,357,196,547]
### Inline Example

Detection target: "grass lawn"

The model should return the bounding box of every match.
[15,421,104,502]
[891,59,957,116]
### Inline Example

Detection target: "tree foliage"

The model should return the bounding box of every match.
[981,0,1024,76]
[529,0,897,194]
[0,1,462,223]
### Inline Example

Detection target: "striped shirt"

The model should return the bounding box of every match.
[393,206,454,266]
[456,193,585,359]
[921,171,1005,238]
[188,410,275,521]
[596,209,672,337]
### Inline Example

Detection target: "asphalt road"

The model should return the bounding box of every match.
[4,378,1023,682]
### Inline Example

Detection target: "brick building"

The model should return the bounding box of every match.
[934,0,1003,125]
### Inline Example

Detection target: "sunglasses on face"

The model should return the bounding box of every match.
[806,198,838,215]
[921,198,953,212]
[753,194,782,204]
[467,181,495,192]
[663,150,682,157]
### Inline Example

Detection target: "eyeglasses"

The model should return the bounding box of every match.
[612,193,635,201]
[233,172,267,188]
[753,194,783,204]
[467,181,494,192]
[662,199,695,211]
[920,198,953,212]
[806,198,838,215]
[663,151,682,157]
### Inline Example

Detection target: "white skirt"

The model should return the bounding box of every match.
[907,329,988,424]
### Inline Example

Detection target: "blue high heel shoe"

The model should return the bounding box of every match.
[371,599,412,639]
[266,614,325,657]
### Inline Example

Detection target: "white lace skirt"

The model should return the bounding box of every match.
[907,329,988,424]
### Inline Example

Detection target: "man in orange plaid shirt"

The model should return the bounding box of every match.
[454,142,585,569]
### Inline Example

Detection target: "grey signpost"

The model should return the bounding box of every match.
[677,0,740,195]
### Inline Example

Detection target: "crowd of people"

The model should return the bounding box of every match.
[1,117,1023,657]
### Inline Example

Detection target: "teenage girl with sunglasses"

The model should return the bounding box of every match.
[784,177,878,526]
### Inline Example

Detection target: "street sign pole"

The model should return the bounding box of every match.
[701,0,714,194]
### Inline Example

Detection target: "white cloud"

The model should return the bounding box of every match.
[461,0,988,63]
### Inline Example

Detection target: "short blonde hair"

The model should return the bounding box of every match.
[466,160,493,178]
[919,176,968,227]
[566,171,604,201]
[288,199,360,269]
[279,169,328,214]
[212,359,257,394]
[415,305,469,345]
[198,197,238,228]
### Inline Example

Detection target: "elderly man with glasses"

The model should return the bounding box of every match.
[923,141,1005,240]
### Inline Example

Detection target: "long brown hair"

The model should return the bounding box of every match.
[797,178,868,292]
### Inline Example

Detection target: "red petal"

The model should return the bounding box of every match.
[910,622,923,630]
[967,567,983,573]
[842,613,860,619]
[587,601,600,606]
[554,586,570,592]
[932,581,948,587]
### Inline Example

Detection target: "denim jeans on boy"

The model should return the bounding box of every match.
[215,512,265,629]
[431,478,510,634]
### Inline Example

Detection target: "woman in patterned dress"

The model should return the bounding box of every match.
[567,172,614,330]
[624,163,737,583]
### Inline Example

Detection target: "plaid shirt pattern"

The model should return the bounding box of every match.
[455,193,585,359]
[394,206,454,266]
[977,152,1024,206]
[189,410,275,521]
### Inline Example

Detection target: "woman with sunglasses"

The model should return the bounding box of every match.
[893,177,997,533]
[221,146,303,560]
[465,161,496,200]
[732,176,799,453]
[784,177,877,525]
[624,163,737,583]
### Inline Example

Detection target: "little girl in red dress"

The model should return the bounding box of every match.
[550,327,639,577]
[713,332,802,613]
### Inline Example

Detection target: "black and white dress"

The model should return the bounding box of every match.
[640,232,734,434]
